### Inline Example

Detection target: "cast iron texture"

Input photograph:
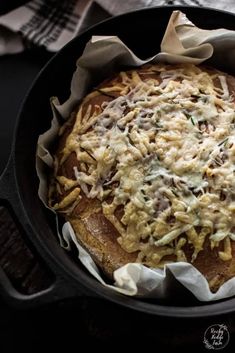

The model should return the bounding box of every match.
[1,6,235,317]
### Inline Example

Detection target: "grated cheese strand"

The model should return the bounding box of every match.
[54,64,235,267]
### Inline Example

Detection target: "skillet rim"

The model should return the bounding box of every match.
[10,5,235,317]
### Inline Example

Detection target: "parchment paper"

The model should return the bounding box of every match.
[37,10,235,301]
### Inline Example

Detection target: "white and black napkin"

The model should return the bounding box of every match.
[0,1,234,54]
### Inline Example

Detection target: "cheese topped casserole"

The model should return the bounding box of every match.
[49,63,235,291]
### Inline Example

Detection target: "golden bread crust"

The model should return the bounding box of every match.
[49,63,235,291]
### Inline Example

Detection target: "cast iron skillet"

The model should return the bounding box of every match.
[1,6,235,318]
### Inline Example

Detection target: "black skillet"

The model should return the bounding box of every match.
[1,6,235,318]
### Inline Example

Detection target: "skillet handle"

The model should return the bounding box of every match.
[0,269,78,308]
[0,155,89,308]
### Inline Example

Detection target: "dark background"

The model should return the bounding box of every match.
[0,53,234,353]
[0,2,235,352]
[0,1,110,173]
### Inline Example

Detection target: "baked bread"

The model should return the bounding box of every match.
[48,63,235,292]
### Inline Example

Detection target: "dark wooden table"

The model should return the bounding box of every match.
[0,8,235,352]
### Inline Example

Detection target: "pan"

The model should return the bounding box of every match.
[1,5,235,318]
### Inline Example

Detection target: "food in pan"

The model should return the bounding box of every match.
[48,63,235,292]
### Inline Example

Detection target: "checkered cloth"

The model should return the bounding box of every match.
[0,0,92,54]
[0,0,235,55]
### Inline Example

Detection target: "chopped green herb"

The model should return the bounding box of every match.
[171,188,178,196]
[155,122,163,129]
[184,111,196,125]
[184,111,191,120]
[190,117,196,125]
[218,138,229,147]
[156,110,161,117]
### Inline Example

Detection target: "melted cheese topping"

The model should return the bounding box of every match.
[52,63,235,267]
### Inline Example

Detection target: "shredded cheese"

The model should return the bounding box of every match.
[52,63,235,268]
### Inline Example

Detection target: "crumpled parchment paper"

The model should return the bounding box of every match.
[36,10,235,301]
